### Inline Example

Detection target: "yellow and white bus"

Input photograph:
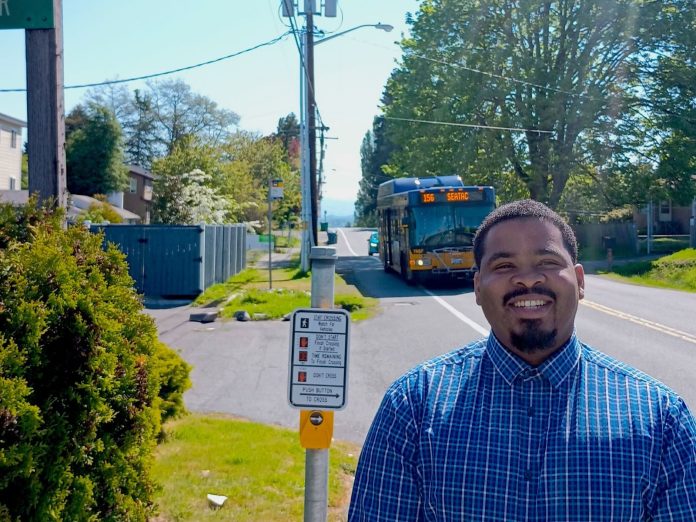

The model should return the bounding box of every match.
[376,176,495,284]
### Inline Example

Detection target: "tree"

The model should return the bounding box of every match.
[179,168,228,224]
[381,0,670,208]
[354,116,396,226]
[648,1,696,206]
[122,89,159,169]
[84,82,132,122]
[219,132,299,224]
[82,80,241,166]
[66,104,128,196]
[275,113,301,167]
[148,79,240,154]
[151,137,224,224]
[64,104,89,140]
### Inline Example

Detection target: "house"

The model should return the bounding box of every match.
[0,190,141,224]
[0,112,26,191]
[633,200,696,235]
[69,194,141,224]
[108,164,155,224]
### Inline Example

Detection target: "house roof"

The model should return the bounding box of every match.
[0,191,141,223]
[127,164,155,180]
[0,113,27,128]
[0,190,29,205]
[69,194,142,222]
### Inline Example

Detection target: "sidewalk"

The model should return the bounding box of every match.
[253,245,299,270]
[254,230,329,270]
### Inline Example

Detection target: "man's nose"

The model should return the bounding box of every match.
[511,267,545,288]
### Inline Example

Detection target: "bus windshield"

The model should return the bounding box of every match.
[411,204,493,248]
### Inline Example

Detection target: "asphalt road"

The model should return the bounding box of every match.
[146,228,696,446]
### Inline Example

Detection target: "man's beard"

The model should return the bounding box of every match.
[503,286,558,353]
[510,319,557,353]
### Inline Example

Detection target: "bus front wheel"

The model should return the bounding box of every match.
[401,256,416,285]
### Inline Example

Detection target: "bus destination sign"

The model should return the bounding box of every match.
[420,190,485,204]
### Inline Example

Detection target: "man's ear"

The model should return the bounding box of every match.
[474,270,482,305]
[575,264,585,300]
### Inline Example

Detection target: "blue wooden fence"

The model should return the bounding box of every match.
[90,224,247,298]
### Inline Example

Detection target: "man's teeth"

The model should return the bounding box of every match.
[513,300,546,308]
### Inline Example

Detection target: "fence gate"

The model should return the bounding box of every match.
[91,224,246,298]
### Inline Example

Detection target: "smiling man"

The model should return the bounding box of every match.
[349,200,696,521]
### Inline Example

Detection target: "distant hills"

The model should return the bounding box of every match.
[321,198,354,227]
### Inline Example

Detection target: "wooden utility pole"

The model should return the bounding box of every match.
[26,0,67,208]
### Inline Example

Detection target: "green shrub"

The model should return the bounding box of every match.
[151,341,191,424]
[0,201,190,521]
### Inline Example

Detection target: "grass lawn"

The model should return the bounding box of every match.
[194,255,379,322]
[152,414,359,521]
[601,248,696,292]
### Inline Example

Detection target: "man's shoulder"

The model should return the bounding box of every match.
[580,342,681,397]
[422,338,488,369]
[394,338,487,384]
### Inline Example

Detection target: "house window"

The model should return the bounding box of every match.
[659,200,671,221]
[9,177,16,190]
[11,130,17,148]
[142,181,153,201]
[129,177,138,193]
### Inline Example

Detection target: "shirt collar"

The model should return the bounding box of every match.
[485,331,580,389]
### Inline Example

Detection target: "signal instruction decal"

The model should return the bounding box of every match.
[288,308,350,410]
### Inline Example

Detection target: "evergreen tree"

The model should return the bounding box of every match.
[66,104,128,196]
[355,116,396,226]
[123,89,159,169]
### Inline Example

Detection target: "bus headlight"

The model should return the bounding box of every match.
[416,258,431,267]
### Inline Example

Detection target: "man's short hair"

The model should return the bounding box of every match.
[473,199,578,267]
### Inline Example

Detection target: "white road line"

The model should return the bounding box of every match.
[337,228,358,256]
[422,288,490,336]
[340,228,487,335]
[581,299,696,345]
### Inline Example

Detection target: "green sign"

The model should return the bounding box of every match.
[0,0,54,30]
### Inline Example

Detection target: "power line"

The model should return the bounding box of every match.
[286,12,329,130]
[0,32,292,93]
[385,116,554,134]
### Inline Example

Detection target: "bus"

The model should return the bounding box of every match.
[376,176,495,284]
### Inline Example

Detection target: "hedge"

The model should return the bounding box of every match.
[0,199,190,521]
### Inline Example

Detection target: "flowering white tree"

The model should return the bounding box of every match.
[153,167,227,224]
[180,169,228,224]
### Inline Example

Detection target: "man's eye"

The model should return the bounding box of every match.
[493,263,513,270]
[540,259,561,267]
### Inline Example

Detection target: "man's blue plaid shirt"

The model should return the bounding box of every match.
[348,334,696,521]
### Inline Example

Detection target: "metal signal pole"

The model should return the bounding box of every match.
[306,9,319,249]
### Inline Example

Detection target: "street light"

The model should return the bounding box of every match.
[314,23,394,45]
[299,22,394,272]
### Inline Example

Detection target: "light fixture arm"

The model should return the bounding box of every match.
[314,23,393,46]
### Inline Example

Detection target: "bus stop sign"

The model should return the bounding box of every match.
[288,308,350,410]
[0,0,54,29]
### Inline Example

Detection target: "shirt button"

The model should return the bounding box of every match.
[524,470,533,481]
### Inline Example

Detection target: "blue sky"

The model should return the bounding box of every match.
[0,0,417,216]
